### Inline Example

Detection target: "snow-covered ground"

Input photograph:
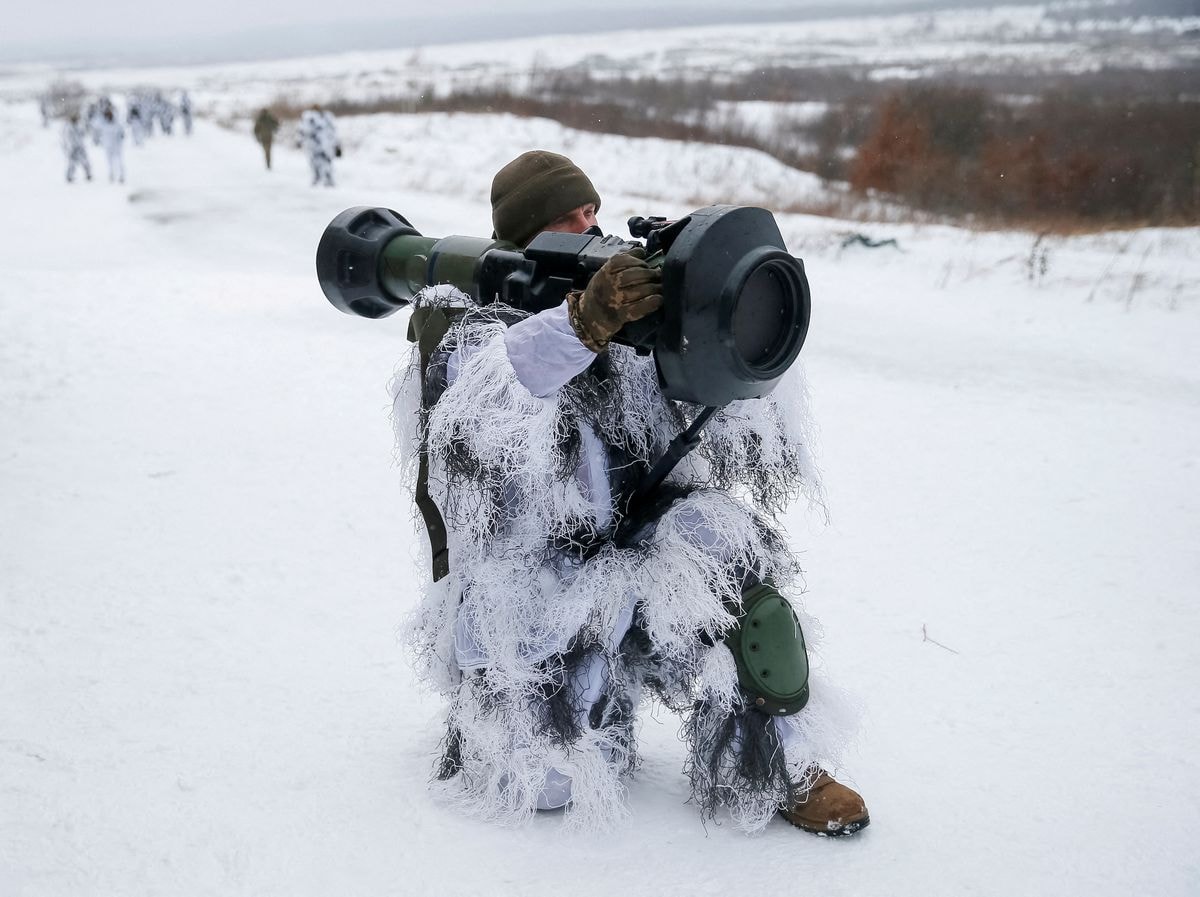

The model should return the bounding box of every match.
[2,32,1200,897]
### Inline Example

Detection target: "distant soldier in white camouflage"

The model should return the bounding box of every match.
[85,101,102,144]
[127,97,147,146]
[61,114,92,184]
[156,92,175,136]
[96,107,126,184]
[297,107,341,187]
[179,91,193,136]
[321,109,342,180]
[86,96,114,146]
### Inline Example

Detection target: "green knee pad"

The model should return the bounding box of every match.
[724,582,810,716]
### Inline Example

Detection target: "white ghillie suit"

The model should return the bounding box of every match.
[297,110,339,187]
[86,103,103,144]
[60,119,91,183]
[179,91,193,136]
[126,101,146,146]
[390,288,857,832]
[95,115,125,184]
[156,95,175,135]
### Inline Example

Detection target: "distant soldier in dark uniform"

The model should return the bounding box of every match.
[253,108,279,170]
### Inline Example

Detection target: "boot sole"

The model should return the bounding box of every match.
[780,812,871,837]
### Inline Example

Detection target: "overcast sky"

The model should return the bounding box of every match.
[8,0,417,43]
[2,0,896,46]
[0,0,1025,65]
[5,0,764,43]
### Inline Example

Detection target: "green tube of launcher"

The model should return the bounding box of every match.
[377,235,436,304]
[379,234,513,304]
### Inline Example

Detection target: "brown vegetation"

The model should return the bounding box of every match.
[270,64,1200,230]
[849,85,1200,227]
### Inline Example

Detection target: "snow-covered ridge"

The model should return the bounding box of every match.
[1,2,1196,114]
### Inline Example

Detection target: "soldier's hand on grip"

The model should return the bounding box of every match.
[567,247,663,353]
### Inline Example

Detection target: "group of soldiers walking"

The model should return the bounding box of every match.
[50,88,193,185]
[253,106,342,187]
[125,89,193,145]
[45,82,343,188]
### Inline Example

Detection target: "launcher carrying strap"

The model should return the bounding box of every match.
[408,304,465,581]
[408,305,718,580]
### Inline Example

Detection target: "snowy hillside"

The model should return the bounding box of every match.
[2,15,1200,897]
[2,1,1198,115]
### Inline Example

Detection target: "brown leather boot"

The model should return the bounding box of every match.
[779,769,870,836]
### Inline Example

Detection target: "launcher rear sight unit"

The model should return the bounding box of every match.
[316,204,812,409]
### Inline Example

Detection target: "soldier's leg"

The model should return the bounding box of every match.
[534,648,615,809]
[675,580,866,834]
[626,489,863,832]
[436,588,639,822]
[773,718,868,835]
[533,593,639,809]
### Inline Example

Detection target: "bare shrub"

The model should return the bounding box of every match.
[847,83,1200,228]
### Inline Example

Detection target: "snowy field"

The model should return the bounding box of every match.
[3,17,1200,897]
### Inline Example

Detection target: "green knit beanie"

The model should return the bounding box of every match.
[491,150,601,247]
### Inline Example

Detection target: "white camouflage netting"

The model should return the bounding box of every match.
[388,288,855,830]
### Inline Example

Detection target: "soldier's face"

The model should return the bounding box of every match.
[543,203,599,235]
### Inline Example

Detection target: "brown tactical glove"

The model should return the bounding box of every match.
[567,248,663,353]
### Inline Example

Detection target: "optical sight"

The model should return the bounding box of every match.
[316,205,811,407]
